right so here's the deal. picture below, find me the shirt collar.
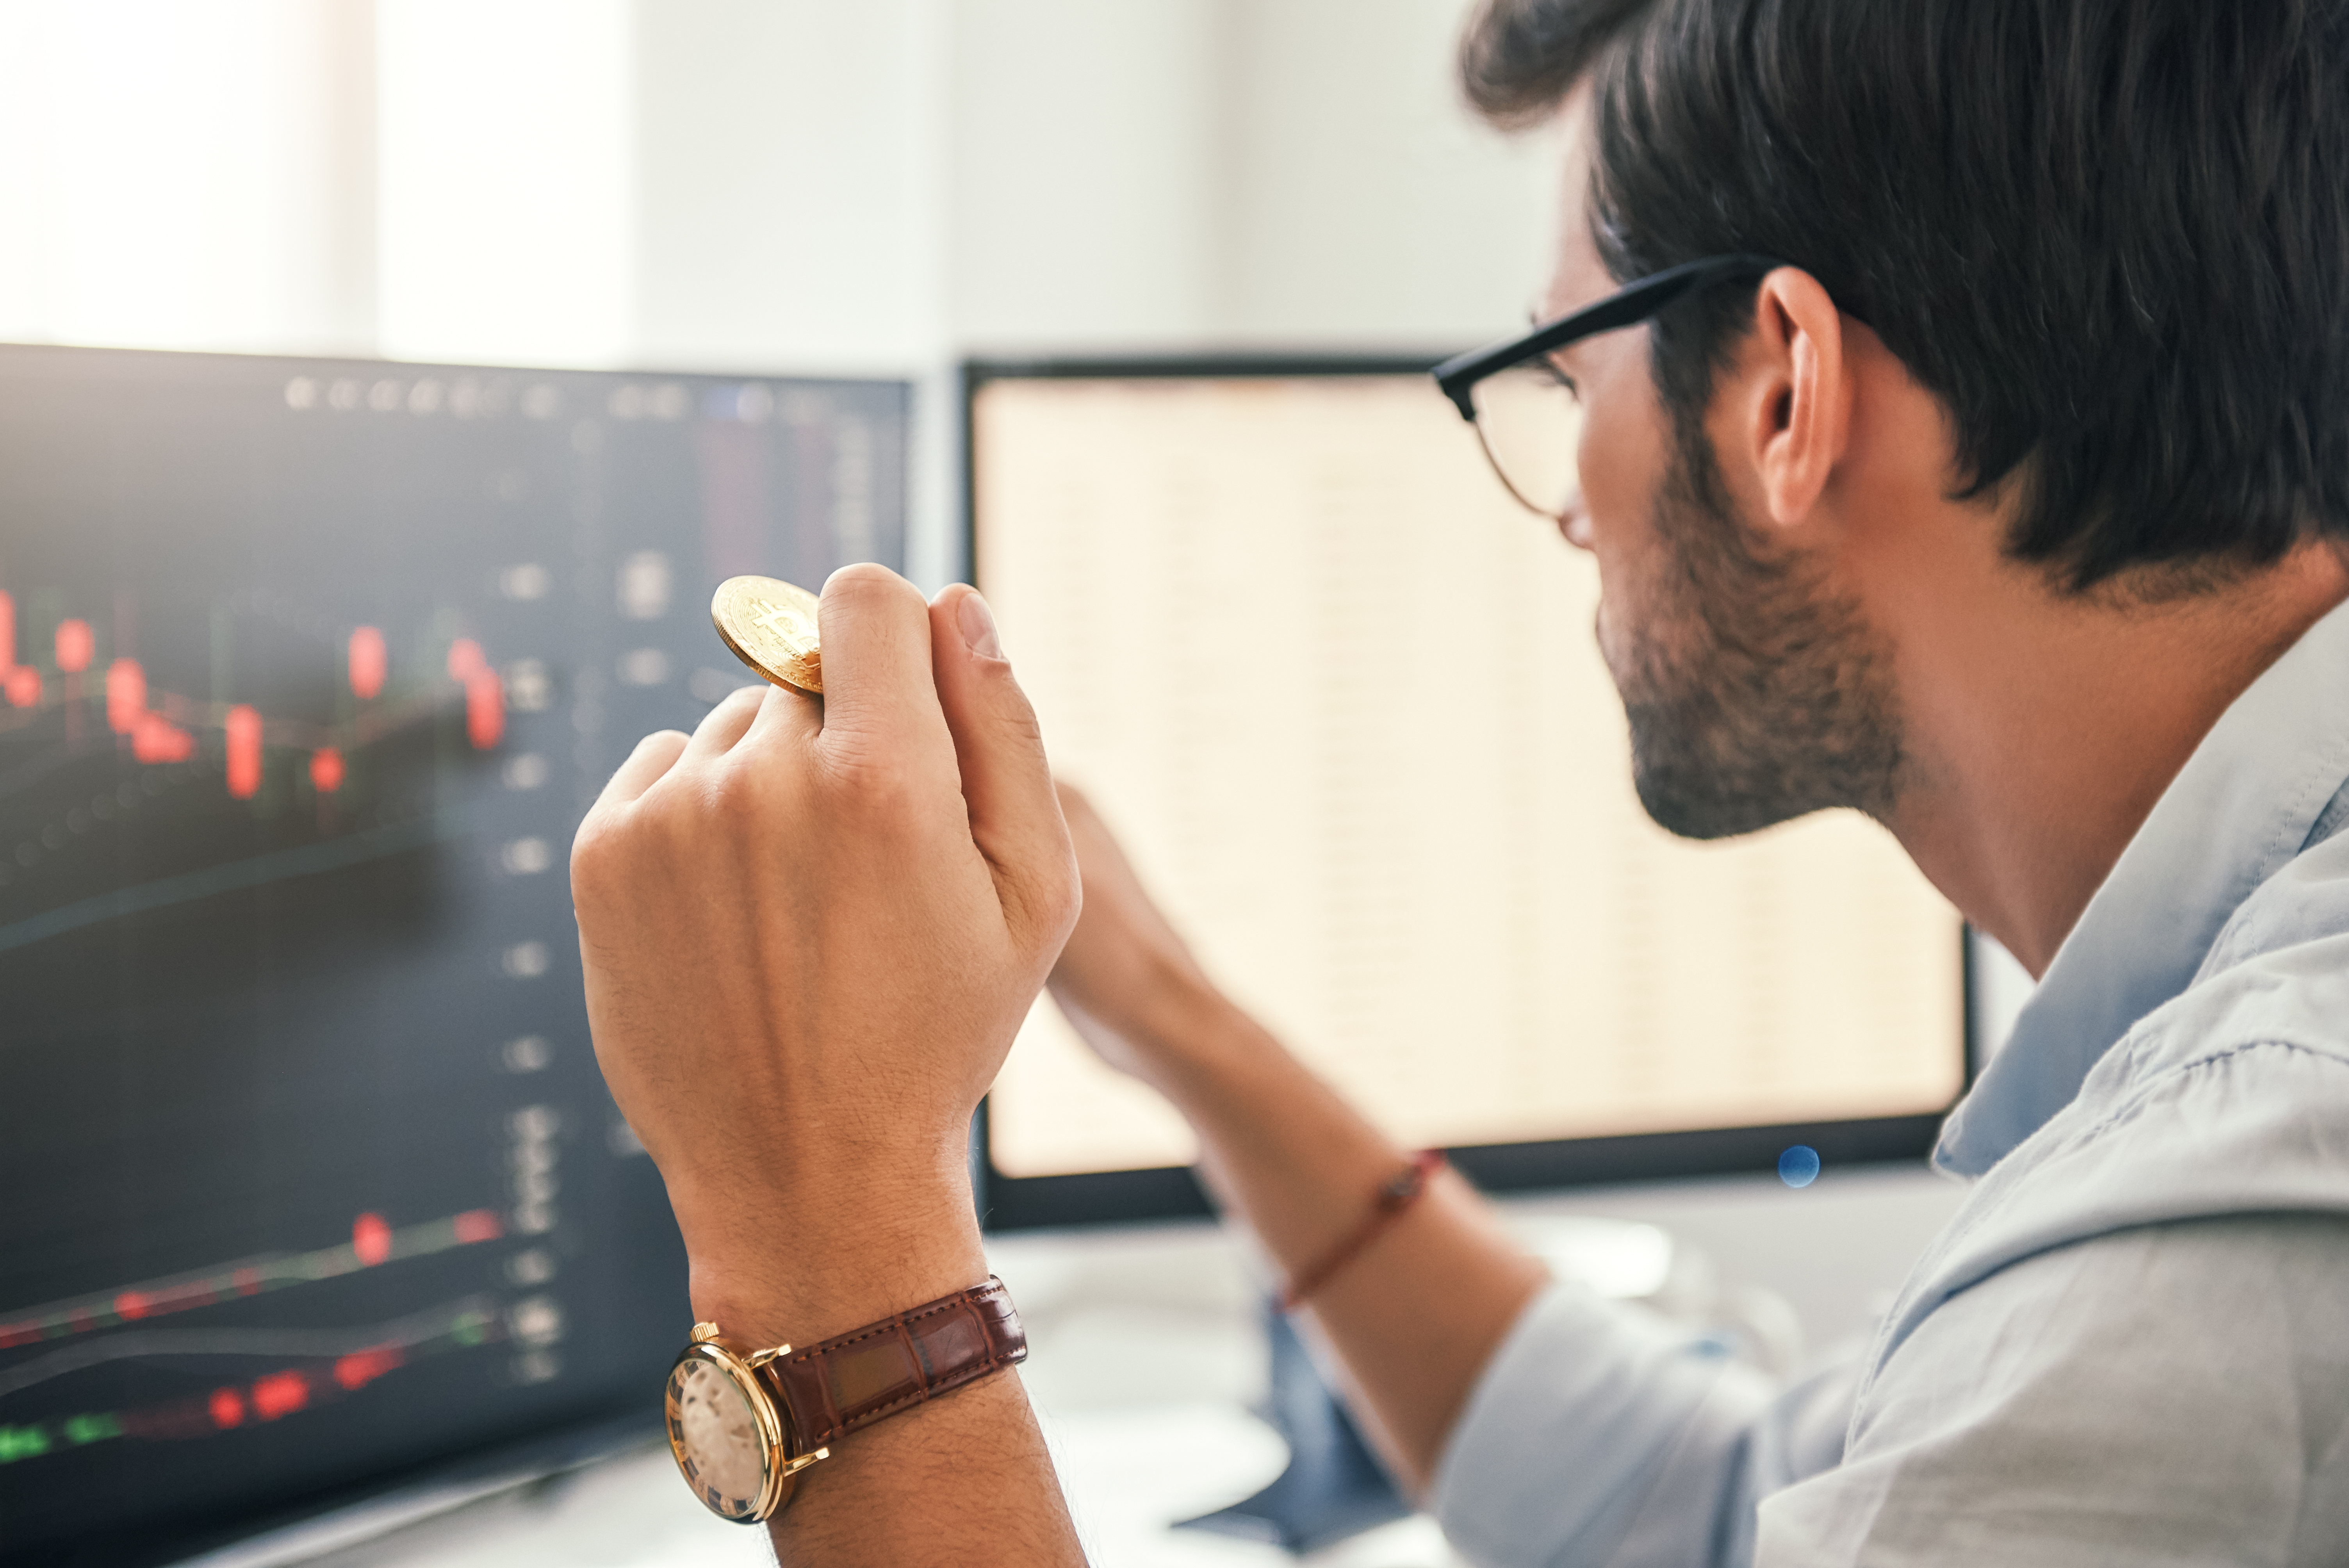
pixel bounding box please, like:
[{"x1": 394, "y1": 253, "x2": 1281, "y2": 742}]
[{"x1": 1935, "y1": 596, "x2": 2349, "y2": 1179}]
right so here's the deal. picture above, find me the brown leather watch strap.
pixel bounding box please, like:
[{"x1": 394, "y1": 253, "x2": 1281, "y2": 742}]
[{"x1": 760, "y1": 1277, "x2": 1027, "y2": 1448}]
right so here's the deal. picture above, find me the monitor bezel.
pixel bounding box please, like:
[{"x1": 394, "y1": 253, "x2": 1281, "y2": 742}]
[{"x1": 961, "y1": 353, "x2": 1977, "y2": 1232}]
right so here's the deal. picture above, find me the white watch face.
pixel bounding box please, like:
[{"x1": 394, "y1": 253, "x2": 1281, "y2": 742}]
[{"x1": 665, "y1": 1354, "x2": 773, "y2": 1521}]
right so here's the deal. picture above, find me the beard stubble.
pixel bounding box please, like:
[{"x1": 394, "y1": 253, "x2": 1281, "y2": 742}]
[{"x1": 1610, "y1": 417, "x2": 1907, "y2": 841}]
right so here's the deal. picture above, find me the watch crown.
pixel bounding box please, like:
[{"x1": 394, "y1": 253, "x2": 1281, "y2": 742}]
[{"x1": 689, "y1": 1320, "x2": 721, "y2": 1343}]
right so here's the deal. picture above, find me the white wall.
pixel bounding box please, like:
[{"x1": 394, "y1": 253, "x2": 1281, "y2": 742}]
[
  {"x1": 618, "y1": 0, "x2": 1556, "y2": 362},
  {"x1": 404, "y1": 0, "x2": 1556, "y2": 369},
  {"x1": 629, "y1": 0, "x2": 942, "y2": 374},
  {"x1": 1219, "y1": 0, "x2": 1556, "y2": 346},
  {"x1": 0, "y1": 0, "x2": 1556, "y2": 460},
  {"x1": 0, "y1": 0, "x2": 376, "y2": 352},
  {"x1": 944, "y1": 1, "x2": 1229, "y2": 352},
  {"x1": 375, "y1": 0, "x2": 634, "y2": 366},
  {"x1": 0, "y1": 1, "x2": 1552, "y2": 362}
]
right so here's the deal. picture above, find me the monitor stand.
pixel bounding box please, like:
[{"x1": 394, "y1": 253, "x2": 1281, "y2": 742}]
[{"x1": 1173, "y1": 1298, "x2": 1412, "y2": 1554}]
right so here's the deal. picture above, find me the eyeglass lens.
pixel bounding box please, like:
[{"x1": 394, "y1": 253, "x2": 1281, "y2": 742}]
[{"x1": 1468, "y1": 364, "x2": 1582, "y2": 519}]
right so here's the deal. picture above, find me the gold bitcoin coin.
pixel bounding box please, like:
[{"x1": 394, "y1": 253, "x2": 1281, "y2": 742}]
[{"x1": 711, "y1": 576, "x2": 823, "y2": 694}]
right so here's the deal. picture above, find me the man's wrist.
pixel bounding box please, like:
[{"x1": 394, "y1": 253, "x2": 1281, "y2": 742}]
[
  {"x1": 1126, "y1": 969, "x2": 1280, "y2": 1106},
  {"x1": 673, "y1": 1176, "x2": 988, "y2": 1349}
]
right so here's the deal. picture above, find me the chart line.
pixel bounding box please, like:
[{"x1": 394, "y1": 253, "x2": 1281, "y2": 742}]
[
  {"x1": 0, "y1": 1296, "x2": 498, "y2": 1400},
  {"x1": 0, "y1": 808, "x2": 470, "y2": 958},
  {"x1": 0, "y1": 1297, "x2": 508, "y2": 1466},
  {"x1": 0, "y1": 1208, "x2": 505, "y2": 1350}
]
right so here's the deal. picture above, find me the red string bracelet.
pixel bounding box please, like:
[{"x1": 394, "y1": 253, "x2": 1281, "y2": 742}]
[{"x1": 1278, "y1": 1149, "x2": 1447, "y2": 1312}]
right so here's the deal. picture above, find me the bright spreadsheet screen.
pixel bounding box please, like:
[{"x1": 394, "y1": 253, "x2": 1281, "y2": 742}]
[{"x1": 973, "y1": 368, "x2": 1966, "y2": 1183}]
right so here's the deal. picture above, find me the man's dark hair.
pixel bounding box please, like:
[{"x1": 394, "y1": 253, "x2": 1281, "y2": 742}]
[{"x1": 1461, "y1": 0, "x2": 2349, "y2": 590}]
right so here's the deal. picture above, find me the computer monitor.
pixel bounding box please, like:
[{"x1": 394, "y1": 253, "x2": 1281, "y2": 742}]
[
  {"x1": 966, "y1": 357, "x2": 1970, "y2": 1229},
  {"x1": 0, "y1": 345, "x2": 907, "y2": 1566}
]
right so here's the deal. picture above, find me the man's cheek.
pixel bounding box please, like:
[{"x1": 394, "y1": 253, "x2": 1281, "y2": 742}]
[{"x1": 1588, "y1": 534, "x2": 1672, "y2": 699}]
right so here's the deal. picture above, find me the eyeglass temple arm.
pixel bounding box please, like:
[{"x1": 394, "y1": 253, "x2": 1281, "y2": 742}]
[{"x1": 1431, "y1": 253, "x2": 1787, "y2": 421}]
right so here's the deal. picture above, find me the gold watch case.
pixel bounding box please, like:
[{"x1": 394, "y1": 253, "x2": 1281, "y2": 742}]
[{"x1": 663, "y1": 1322, "x2": 830, "y2": 1524}]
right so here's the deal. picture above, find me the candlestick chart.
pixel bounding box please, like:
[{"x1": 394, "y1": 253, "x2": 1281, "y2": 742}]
[
  {"x1": 0, "y1": 580, "x2": 522, "y2": 960},
  {"x1": 0, "y1": 343, "x2": 908, "y2": 1566}
]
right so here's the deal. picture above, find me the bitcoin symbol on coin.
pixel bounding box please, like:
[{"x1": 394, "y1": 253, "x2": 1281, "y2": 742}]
[{"x1": 711, "y1": 576, "x2": 823, "y2": 694}]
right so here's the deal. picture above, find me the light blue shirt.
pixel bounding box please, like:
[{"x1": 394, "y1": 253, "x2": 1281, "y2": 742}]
[{"x1": 1432, "y1": 599, "x2": 2349, "y2": 1566}]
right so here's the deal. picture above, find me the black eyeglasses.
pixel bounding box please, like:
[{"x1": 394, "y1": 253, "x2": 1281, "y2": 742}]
[{"x1": 1432, "y1": 253, "x2": 1786, "y2": 519}]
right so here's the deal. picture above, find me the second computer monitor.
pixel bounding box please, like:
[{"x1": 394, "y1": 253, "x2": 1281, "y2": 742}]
[{"x1": 967, "y1": 358, "x2": 1968, "y2": 1227}]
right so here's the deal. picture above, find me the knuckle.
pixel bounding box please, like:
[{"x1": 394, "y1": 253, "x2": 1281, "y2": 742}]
[
  {"x1": 1043, "y1": 852, "x2": 1085, "y2": 939},
  {"x1": 628, "y1": 728, "x2": 690, "y2": 772},
  {"x1": 818, "y1": 745, "x2": 943, "y2": 846},
  {"x1": 699, "y1": 686, "x2": 762, "y2": 731},
  {"x1": 567, "y1": 820, "x2": 604, "y2": 886},
  {"x1": 835, "y1": 753, "x2": 923, "y2": 822},
  {"x1": 824, "y1": 561, "x2": 920, "y2": 614},
  {"x1": 700, "y1": 758, "x2": 771, "y2": 827},
  {"x1": 568, "y1": 813, "x2": 627, "y2": 902},
  {"x1": 1002, "y1": 839, "x2": 1084, "y2": 951}
]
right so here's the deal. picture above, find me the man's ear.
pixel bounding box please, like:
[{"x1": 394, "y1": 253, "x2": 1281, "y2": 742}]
[{"x1": 1739, "y1": 267, "x2": 1850, "y2": 530}]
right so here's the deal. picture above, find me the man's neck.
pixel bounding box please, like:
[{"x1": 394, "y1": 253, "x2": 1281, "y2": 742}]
[{"x1": 1882, "y1": 542, "x2": 2349, "y2": 978}]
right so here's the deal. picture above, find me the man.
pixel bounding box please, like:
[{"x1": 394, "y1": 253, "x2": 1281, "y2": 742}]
[{"x1": 569, "y1": 0, "x2": 2349, "y2": 1560}]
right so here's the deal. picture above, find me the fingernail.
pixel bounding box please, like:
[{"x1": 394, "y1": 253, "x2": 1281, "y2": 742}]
[{"x1": 958, "y1": 590, "x2": 1003, "y2": 659}]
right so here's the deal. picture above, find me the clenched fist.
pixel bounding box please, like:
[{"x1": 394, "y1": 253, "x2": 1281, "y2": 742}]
[{"x1": 569, "y1": 566, "x2": 1079, "y2": 1343}]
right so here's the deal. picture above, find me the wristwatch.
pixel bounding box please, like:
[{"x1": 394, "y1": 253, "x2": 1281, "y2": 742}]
[{"x1": 662, "y1": 1276, "x2": 1028, "y2": 1523}]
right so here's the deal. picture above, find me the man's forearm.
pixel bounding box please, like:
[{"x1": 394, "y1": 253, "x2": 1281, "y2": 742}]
[{"x1": 1127, "y1": 978, "x2": 1549, "y2": 1494}]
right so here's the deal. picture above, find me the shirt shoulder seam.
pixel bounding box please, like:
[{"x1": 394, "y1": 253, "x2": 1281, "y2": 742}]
[
  {"x1": 2057, "y1": 1035, "x2": 2345, "y2": 1154},
  {"x1": 1928, "y1": 1037, "x2": 2345, "y2": 1274}
]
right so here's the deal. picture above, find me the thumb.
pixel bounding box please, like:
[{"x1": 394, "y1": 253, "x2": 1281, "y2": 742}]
[{"x1": 929, "y1": 585, "x2": 1079, "y2": 953}]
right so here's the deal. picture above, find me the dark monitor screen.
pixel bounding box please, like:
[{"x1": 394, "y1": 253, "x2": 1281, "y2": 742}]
[
  {"x1": 965, "y1": 358, "x2": 1969, "y2": 1229},
  {"x1": 0, "y1": 345, "x2": 906, "y2": 1566}
]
